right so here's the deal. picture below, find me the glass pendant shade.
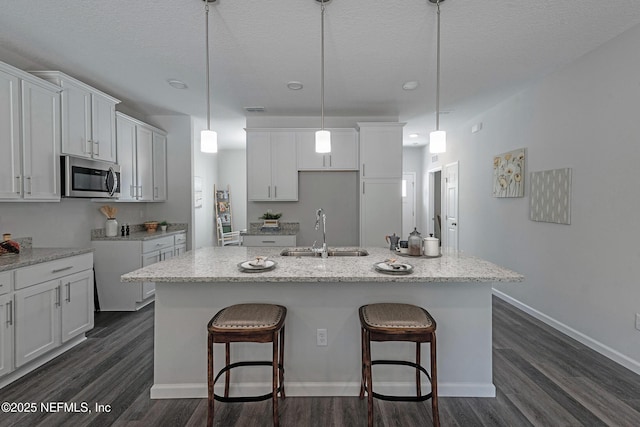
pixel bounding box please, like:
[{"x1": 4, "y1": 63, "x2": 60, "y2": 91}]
[
  {"x1": 429, "y1": 130, "x2": 446, "y2": 154},
  {"x1": 201, "y1": 129, "x2": 218, "y2": 153},
  {"x1": 315, "y1": 130, "x2": 331, "y2": 153}
]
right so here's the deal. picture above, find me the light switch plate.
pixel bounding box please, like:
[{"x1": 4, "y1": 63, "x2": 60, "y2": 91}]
[{"x1": 317, "y1": 328, "x2": 328, "y2": 346}]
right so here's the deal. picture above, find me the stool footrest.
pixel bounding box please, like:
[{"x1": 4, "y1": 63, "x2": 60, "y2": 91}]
[
  {"x1": 365, "y1": 360, "x2": 433, "y2": 402},
  {"x1": 213, "y1": 361, "x2": 284, "y2": 403}
]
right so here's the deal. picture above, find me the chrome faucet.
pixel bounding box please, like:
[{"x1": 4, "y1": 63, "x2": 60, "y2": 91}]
[{"x1": 312, "y1": 208, "x2": 328, "y2": 258}]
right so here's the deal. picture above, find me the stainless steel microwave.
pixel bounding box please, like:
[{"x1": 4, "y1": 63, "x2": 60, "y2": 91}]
[{"x1": 61, "y1": 156, "x2": 120, "y2": 198}]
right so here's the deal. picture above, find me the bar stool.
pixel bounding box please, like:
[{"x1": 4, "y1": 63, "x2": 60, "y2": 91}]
[
  {"x1": 359, "y1": 303, "x2": 440, "y2": 427},
  {"x1": 207, "y1": 303, "x2": 286, "y2": 427}
]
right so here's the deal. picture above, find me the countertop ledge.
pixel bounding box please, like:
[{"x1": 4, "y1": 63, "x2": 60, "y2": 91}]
[
  {"x1": 0, "y1": 247, "x2": 94, "y2": 272},
  {"x1": 121, "y1": 246, "x2": 524, "y2": 284},
  {"x1": 92, "y1": 228, "x2": 187, "y2": 242}
]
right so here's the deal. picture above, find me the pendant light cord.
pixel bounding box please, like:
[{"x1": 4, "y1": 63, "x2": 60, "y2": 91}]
[
  {"x1": 205, "y1": 2, "x2": 211, "y2": 131},
  {"x1": 320, "y1": 1, "x2": 326, "y2": 131},
  {"x1": 435, "y1": 0, "x2": 441, "y2": 131}
]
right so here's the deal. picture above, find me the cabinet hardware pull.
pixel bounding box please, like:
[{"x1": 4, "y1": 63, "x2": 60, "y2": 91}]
[
  {"x1": 52, "y1": 266, "x2": 73, "y2": 273},
  {"x1": 363, "y1": 182, "x2": 365, "y2": 194},
  {"x1": 15, "y1": 176, "x2": 21, "y2": 194},
  {"x1": 268, "y1": 186, "x2": 271, "y2": 198},
  {"x1": 323, "y1": 156, "x2": 326, "y2": 167},
  {"x1": 86, "y1": 139, "x2": 92, "y2": 155},
  {"x1": 93, "y1": 140, "x2": 100, "y2": 157},
  {"x1": 262, "y1": 240, "x2": 276, "y2": 243},
  {"x1": 274, "y1": 186, "x2": 277, "y2": 198},
  {"x1": 329, "y1": 155, "x2": 332, "y2": 167},
  {"x1": 6, "y1": 300, "x2": 12, "y2": 326},
  {"x1": 26, "y1": 176, "x2": 32, "y2": 195},
  {"x1": 362, "y1": 164, "x2": 365, "y2": 177},
  {"x1": 55, "y1": 286, "x2": 61, "y2": 307},
  {"x1": 66, "y1": 282, "x2": 71, "y2": 302}
]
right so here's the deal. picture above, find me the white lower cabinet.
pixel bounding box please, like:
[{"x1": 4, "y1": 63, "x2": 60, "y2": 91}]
[
  {"x1": 61, "y1": 270, "x2": 94, "y2": 343},
  {"x1": 92, "y1": 232, "x2": 186, "y2": 311},
  {"x1": 0, "y1": 293, "x2": 14, "y2": 378},
  {"x1": 242, "y1": 235, "x2": 296, "y2": 247}
]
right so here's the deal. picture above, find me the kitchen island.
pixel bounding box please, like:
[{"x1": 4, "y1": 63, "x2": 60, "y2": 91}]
[{"x1": 121, "y1": 246, "x2": 523, "y2": 399}]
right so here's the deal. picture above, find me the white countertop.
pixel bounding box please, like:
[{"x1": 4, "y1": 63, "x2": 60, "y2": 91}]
[
  {"x1": 0, "y1": 247, "x2": 94, "y2": 272},
  {"x1": 121, "y1": 246, "x2": 524, "y2": 283}
]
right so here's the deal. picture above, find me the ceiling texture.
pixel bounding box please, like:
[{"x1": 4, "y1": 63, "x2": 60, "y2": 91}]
[{"x1": 1, "y1": 0, "x2": 640, "y2": 149}]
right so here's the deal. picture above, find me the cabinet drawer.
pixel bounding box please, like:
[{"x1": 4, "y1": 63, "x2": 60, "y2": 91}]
[
  {"x1": 142, "y1": 236, "x2": 174, "y2": 253},
  {"x1": 15, "y1": 253, "x2": 94, "y2": 290},
  {"x1": 0, "y1": 270, "x2": 12, "y2": 295},
  {"x1": 174, "y1": 233, "x2": 186, "y2": 245},
  {"x1": 242, "y1": 235, "x2": 296, "y2": 247}
]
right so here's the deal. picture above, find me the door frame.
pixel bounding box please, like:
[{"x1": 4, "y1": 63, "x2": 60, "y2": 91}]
[
  {"x1": 444, "y1": 161, "x2": 459, "y2": 253},
  {"x1": 427, "y1": 166, "x2": 444, "y2": 246},
  {"x1": 402, "y1": 172, "x2": 417, "y2": 238}
]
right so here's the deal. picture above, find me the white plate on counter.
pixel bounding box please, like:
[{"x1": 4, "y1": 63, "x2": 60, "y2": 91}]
[
  {"x1": 238, "y1": 259, "x2": 277, "y2": 273},
  {"x1": 374, "y1": 261, "x2": 413, "y2": 275}
]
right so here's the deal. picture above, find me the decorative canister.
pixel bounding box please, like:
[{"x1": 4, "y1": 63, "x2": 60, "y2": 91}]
[
  {"x1": 407, "y1": 228, "x2": 422, "y2": 256},
  {"x1": 105, "y1": 218, "x2": 118, "y2": 237},
  {"x1": 423, "y1": 234, "x2": 440, "y2": 256}
]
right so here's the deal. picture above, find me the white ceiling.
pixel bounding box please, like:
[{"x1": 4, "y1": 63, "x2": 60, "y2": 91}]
[{"x1": 1, "y1": 0, "x2": 640, "y2": 149}]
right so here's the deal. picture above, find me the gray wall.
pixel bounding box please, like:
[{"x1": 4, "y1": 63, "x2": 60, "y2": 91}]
[
  {"x1": 424, "y1": 23, "x2": 640, "y2": 372},
  {"x1": 248, "y1": 171, "x2": 359, "y2": 247}
]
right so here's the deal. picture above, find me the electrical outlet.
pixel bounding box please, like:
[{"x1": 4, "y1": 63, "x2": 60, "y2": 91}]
[
  {"x1": 635, "y1": 313, "x2": 640, "y2": 331},
  {"x1": 316, "y1": 328, "x2": 328, "y2": 346}
]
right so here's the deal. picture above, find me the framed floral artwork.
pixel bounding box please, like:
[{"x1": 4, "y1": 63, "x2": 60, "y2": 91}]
[{"x1": 493, "y1": 148, "x2": 526, "y2": 198}]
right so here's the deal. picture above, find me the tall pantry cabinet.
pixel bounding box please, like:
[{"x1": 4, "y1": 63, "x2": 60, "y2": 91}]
[{"x1": 358, "y1": 122, "x2": 404, "y2": 248}]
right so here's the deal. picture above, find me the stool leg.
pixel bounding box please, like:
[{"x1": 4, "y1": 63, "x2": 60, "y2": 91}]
[
  {"x1": 279, "y1": 325, "x2": 286, "y2": 399},
  {"x1": 272, "y1": 332, "x2": 280, "y2": 427},
  {"x1": 416, "y1": 342, "x2": 422, "y2": 397},
  {"x1": 430, "y1": 333, "x2": 440, "y2": 427},
  {"x1": 207, "y1": 331, "x2": 214, "y2": 427},
  {"x1": 224, "y1": 342, "x2": 231, "y2": 398},
  {"x1": 365, "y1": 330, "x2": 373, "y2": 427},
  {"x1": 359, "y1": 326, "x2": 366, "y2": 399}
]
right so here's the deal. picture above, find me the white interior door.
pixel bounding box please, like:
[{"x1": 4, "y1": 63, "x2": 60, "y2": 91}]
[
  {"x1": 444, "y1": 162, "x2": 459, "y2": 253},
  {"x1": 402, "y1": 173, "x2": 416, "y2": 239}
]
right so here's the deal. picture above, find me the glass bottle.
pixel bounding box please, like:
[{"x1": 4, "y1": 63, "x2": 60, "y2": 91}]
[{"x1": 408, "y1": 227, "x2": 422, "y2": 256}]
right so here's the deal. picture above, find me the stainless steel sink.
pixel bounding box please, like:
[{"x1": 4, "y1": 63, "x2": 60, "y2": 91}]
[{"x1": 280, "y1": 249, "x2": 369, "y2": 257}]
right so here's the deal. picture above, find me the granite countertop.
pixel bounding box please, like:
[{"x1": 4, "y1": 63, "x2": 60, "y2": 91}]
[
  {"x1": 0, "y1": 247, "x2": 94, "y2": 272},
  {"x1": 121, "y1": 246, "x2": 524, "y2": 284},
  {"x1": 242, "y1": 222, "x2": 299, "y2": 236},
  {"x1": 92, "y1": 228, "x2": 187, "y2": 242}
]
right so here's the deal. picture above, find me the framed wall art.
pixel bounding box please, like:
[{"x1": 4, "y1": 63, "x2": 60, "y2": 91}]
[{"x1": 493, "y1": 148, "x2": 526, "y2": 198}]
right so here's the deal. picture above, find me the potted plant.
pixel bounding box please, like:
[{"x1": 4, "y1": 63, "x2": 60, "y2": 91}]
[
  {"x1": 260, "y1": 212, "x2": 282, "y2": 228},
  {"x1": 159, "y1": 221, "x2": 168, "y2": 232}
]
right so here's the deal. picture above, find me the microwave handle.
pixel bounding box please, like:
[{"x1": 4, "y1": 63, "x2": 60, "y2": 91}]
[{"x1": 106, "y1": 167, "x2": 118, "y2": 197}]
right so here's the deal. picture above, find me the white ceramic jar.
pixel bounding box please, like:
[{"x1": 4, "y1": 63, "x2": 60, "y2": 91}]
[
  {"x1": 105, "y1": 218, "x2": 118, "y2": 237},
  {"x1": 423, "y1": 235, "x2": 440, "y2": 256}
]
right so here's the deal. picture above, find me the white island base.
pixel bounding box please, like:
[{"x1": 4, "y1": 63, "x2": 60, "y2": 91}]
[{"x1": 150, "y1": 280, "x2": 496, "y2": 399}]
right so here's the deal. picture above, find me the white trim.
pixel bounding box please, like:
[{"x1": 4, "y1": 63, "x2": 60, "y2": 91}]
[
  {"x1": 493, "y1": 289, "x2": 640, "y2": 375},
  {"x1": 150, "y1": 381, "x2": 495, "y2": 399}
]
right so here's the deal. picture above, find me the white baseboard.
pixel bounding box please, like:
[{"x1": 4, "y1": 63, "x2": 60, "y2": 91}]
[
  {"x1": 493, "y1": 289, "x2": 640, "y2": 375},
  {"x1": 150, "y1": 381, "x2": 495, "y2": 399}
]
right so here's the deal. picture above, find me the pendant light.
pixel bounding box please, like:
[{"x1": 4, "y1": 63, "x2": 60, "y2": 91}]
[
  {"x1": 201, "y1": 0, "x2": 218, "y2": 153},
  {"x1": 429, "y1": 0, "x2": 446, "y2": 154},
  {"x1": 315, "y1": 0, "x2": 331, "y2": 153}
]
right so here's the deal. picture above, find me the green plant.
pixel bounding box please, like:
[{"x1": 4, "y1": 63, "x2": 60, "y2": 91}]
[
  {"x1": 260, "y1": 212, "x2": 282, "y2": 220},
  {"x1": 159, "y1": 220, "x2": 168, "y2": 226}
]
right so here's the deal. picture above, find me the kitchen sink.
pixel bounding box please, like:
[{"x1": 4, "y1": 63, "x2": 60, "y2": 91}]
[{"x1": 280, "y1": 248, "x2": 369, "y2": 257}]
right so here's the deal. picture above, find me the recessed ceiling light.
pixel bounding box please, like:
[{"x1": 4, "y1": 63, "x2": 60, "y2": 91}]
[
  {"x1": 287, "y1": 81, "x2": 304, "y2": 90},
  {"x1": 167, "y1": 79, "x2": 188, "y2": 89},
  {"x1": 409, "y1": 133, "x2": 419, "y2": 138},
  {"x1": 402, "y1": 81, "x2": 419, "y2": 91}
]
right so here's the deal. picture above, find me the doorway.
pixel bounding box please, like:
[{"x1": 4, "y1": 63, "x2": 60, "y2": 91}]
[
  {"x1": 402, "y1": 172, "x2": 416, "y2": 239},
  {"x1": 428, "y1": 168, "x2": 442, "y2": 243}
]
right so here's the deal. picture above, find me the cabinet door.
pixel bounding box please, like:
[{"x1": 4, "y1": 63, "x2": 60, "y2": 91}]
[
  {"x1": 271, "y1": 132, "x2": 298, "y2": 201},
  {"x1": 0, "y1": 70, "x2": 22, "y2": 199},
  {"x1": 247, "y1": 132, "x2": 272, "y2": 201},
  {"x1": 14, "y1": 280, "x2": 61, "y2": 368},
  {"x1": 0, "y1": 294, "x2": 14, "y2": 378},
  {"x1": 174, "y1": 244, "x2": 187, "y2": 256},
  {"x1": 360, "y1": 179, "x2": 402, "y2": 248},
  {"x1": 116, "y1": 115, "x2": 138, "y2": 201},
  {"x1": 140, "y1": 251, "x2": 159, "y2": 302},
  {"x1": 136, "y1": 126, "x2": 154, "y2": 201},
  {"x1": 60, "y1": 78, "x2": 92, "y2": 158},
  {"x1": 21, "y1": 80, "x2": 60, "y2": 201},
  {"x1": 359, "y1": 124, "x2": 403, "y2": 179},
  {"x1": 328, "y1": 129, "x2": 358, "y2": 170},
  {"x1": 91, "y1": 93, "x2": 117, "y2": 163},
  {"x1": 61, "y1": 270, "x2": 94, "y2": 343},
  {"x1": 296, "y1": 131, "x2": 325, "y2": 170},
  {"x1": 152, "y1": 132, "x2": 167, "y2": 201}
]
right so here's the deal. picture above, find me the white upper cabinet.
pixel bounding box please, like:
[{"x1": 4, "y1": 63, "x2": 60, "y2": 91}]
[
  {"x1": 358, "y1": 122, "x2": 404, "y2": 179},
  {"x1": 247, "y1": 130, "x2": 298, "y2": 201},
  {"x1": 0, "y1": 62, "x2": 61, "y2": 202},
  {"x1": 297, "y1": 129, "x2": 358, "y2": 171},
  {"x1": 115, "y1": 112, "x2": 167, "y2": 202},
  {"x1": 31, "y1": 71, "x2": 119, "y2": 163}
]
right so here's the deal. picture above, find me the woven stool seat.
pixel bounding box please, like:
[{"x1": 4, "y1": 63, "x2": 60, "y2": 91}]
[
  {"x1": 207, "y1": 303, "x2": 286, "y2": 427},
  {"x1": 359, "y1": 303, "x2": 440, "y2": 427}
]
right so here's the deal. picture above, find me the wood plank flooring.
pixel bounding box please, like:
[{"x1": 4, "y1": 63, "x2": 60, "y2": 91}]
[{"x1": 1, "y1": 296, "x2": 639, "y2": 426}]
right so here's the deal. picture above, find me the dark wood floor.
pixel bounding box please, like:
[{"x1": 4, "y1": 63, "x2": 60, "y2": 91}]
[{"x1": 1, "y1": 297, "x2": 639, "y2": 426}]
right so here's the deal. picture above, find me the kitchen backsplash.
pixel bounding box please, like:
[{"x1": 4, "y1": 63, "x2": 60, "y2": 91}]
[{"x1": 91, "y1": 222, "x2": 188, "y2": 238}]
